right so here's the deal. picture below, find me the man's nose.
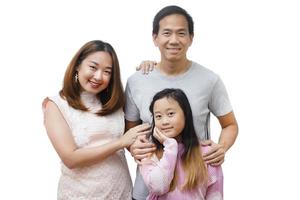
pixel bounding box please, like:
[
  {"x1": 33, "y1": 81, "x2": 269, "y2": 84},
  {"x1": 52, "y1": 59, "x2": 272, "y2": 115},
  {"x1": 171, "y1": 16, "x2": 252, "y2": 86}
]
[{"x1": 169, "y1": 34, "x2": 179, "y2": 44}]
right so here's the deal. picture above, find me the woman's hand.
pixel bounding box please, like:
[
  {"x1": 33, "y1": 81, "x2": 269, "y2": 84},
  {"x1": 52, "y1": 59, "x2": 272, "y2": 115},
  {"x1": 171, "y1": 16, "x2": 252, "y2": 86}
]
[
  {"x1": 136, "y1": 60, "x2": 157, "y2": 74},
  {"x1": 120, "y1": 123, "x2": 151, "y2": 148}
]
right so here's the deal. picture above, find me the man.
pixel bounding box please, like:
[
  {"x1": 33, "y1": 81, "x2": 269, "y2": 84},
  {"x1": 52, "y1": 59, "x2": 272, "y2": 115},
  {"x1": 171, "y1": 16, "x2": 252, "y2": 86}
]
[{"x1": 125, "y1": 5, "x2": 238, "y2": 200}]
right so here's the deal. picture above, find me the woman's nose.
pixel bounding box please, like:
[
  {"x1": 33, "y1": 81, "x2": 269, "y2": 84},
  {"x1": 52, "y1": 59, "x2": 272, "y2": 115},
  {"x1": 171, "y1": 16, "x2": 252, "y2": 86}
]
[{"x1": 93, "y1": 70, "x2": 103, "y2": 81}]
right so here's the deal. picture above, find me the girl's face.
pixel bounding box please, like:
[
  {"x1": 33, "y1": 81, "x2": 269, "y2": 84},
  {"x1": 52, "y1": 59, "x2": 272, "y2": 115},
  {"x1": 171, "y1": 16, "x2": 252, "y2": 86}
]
[
  {"x1": 153, "y1": 97, "x2": 185, "y2": 139},
  {"x1": 77, "y1": 51, "x2": 112, "y2": 95}
]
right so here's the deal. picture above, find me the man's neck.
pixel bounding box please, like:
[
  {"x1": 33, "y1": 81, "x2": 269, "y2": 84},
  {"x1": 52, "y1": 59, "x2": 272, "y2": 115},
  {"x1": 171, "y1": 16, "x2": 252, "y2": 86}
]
[{"x1": 158, "y1": 59, "x2": 191, "y2": 76}]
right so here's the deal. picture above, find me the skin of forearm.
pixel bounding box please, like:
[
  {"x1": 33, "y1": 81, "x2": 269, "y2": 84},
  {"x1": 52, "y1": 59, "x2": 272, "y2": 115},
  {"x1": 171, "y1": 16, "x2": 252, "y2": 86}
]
[
  {"x1": 218, "y1": 124, "x2": 238, "y2": 152},
  {"x1": 125, "y1": 120, "x2": 141, "y2": 152},
  {"x1": 63, "y1": 138, "x2": 123, "y2": 169}
]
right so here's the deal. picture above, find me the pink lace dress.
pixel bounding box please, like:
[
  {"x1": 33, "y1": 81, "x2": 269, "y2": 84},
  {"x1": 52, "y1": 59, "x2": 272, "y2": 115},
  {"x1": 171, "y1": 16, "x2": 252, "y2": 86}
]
[
  {"x1": 48, "y1": 92, "x2": 132, "y2": 200},
  {"x1": 140, "y1": 138, "x2": 223, "y2": 200}
]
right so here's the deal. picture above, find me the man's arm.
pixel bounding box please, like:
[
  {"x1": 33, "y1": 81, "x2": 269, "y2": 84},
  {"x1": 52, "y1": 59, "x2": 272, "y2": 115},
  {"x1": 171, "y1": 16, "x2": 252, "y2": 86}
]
[
  {"x1": 125, "y1": 119, "x2": 142, "y2": 131},
  {"x1": 218, "y1": 111, "x2": 238, "y2": 152},
  {"x1": 126, "y1": 120, "x2": 156, "y2": 162},
  {"x1": 202, "y1": 111, "x2": 238, "y2": 166}
]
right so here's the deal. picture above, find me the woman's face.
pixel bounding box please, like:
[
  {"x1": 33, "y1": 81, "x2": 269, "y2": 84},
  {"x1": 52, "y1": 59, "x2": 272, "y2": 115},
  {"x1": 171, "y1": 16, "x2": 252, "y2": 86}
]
[
  {"x1": 153, "y1": 97, "x2": 185, "y2": 139},
  {"x1": 77, "y1": 51, "x2": 112, "y2": 94}
]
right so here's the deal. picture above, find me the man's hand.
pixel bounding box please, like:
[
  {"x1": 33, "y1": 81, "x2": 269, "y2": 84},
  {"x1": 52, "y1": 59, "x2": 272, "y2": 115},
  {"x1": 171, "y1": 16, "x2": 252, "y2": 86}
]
[
  {"x1": 130, "y1": 134, "x2": 156, "y2": 164},
  {"x1": 136, "y1": 60, "x2": 157, "y2": 74},
  {"x1": 201, "y1": 140, "x2": 225, "y2": 166}
]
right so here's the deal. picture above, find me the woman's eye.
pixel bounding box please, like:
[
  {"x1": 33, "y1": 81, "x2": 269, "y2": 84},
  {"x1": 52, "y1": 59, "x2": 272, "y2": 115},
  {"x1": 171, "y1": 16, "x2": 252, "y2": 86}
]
[
  {"x1": 104, "y1": 70, "x2": 112, "y2": 75},
  {"x1": 89, "y1": 66, "x2": 96, "y2": 70}
]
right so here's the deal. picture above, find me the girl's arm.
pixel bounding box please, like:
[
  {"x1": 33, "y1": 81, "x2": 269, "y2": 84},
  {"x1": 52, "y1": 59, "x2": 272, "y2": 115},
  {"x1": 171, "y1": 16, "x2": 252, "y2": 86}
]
[
  {"x1": 140, "y1": 138, "x2": 178, "y2": 195},
  {"x1": 44, "y1": 100, "x2": 148, "y2": 169},
  {"x1": 205, "y1": 165, "x2": 224, "y2": 200}
]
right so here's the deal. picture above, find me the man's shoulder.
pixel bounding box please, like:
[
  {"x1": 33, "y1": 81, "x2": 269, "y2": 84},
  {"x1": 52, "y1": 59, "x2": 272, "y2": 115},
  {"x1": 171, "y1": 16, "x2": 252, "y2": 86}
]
[
  {"x1": 127, "y1": 70, "x2": 157, "y2": 85},
  {"x1": 190, "y1": 62, "x2": 220, "y2": 81},
  {"x1": 192, "y1": 62, "x2": 217, "y2": 76},
  {"x1": 127, "y1": 70, "x2": 143, "y2": 80}
]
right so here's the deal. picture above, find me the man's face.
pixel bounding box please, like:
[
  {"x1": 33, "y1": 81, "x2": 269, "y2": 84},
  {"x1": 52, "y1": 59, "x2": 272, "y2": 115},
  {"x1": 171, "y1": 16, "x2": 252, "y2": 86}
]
[{"x1": 153, "y1": 14, "x2": 193, "y2": 63}]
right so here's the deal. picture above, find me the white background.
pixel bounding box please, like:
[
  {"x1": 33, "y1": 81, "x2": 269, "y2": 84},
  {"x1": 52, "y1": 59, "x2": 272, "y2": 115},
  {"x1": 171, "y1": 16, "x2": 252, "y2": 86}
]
[{"x1": 1, "y1": 0, "x2": 299, "y2": 199}]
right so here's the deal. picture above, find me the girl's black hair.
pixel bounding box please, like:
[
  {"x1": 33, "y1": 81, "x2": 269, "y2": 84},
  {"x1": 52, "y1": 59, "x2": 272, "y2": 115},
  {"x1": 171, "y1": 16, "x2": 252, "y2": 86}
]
[{"x1": 149, "y1": 88, "x2": 199, "y2": 157}]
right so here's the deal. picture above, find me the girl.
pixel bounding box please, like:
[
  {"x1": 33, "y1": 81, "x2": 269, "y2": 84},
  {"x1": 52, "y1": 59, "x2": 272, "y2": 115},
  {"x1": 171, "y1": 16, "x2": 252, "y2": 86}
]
[
  {"x1": 43, "y1": 40, "x2": 150, "y2": 200},
  {"x1": 140, "y1": 88, "x2": 223, "y2": 200}
]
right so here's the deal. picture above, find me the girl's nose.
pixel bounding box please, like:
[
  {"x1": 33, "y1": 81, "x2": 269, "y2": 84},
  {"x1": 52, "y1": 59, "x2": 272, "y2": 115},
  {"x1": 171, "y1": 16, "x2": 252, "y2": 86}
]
[{"x1": 161, "y1": 117, "x2": 169, "y2": 125}]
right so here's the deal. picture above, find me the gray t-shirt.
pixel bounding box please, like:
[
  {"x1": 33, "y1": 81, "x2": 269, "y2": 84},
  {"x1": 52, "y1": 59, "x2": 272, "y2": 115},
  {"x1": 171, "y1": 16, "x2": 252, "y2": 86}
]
[{"x1": 125, "y1": 61, "x2": 232, "y2": 200}]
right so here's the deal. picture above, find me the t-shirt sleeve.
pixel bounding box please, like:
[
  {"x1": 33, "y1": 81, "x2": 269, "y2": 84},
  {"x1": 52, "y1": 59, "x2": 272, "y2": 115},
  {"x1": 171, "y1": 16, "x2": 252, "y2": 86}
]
[
  {"x1": 208, "y1": 76, "x2": 233, "y2": 117},
  {"x1": 124, "y1": 80, "x2": 140, "y2": 122}
]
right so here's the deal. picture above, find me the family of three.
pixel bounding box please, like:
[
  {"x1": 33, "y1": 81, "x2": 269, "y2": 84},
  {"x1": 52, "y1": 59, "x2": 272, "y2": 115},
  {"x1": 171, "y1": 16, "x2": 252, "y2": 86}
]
[{"x1": 43, "y1": 5, "x2": 238, "y2": 200}]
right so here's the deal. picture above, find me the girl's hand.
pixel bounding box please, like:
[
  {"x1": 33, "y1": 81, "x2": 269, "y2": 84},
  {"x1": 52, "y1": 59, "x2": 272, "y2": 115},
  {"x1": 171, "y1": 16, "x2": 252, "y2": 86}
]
[
  {"x1": 136, "y1": 60, "x2": 157, "y2": 74},
  {"x1": 120, "y1": 124, "x2": 151, "y2": 148},
  {"x1": 153, "y1": 127, "x2": 169, "y2": 144}
]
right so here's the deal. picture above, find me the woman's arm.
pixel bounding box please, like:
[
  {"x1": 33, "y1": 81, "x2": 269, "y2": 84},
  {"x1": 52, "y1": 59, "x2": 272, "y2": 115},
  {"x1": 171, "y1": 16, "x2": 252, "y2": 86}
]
[
  {"x1": 140, "y1": 138, "x2": 178, "y2": 195},
  {"x1": 44, "y1": 100, "x2": 148, "y2": 169}
]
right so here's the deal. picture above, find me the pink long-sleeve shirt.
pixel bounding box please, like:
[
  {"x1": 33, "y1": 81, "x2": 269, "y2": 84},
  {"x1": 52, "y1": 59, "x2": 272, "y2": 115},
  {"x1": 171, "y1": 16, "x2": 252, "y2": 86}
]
[{"x1": 140, "y1": 138, "x2": 223, "y2": 200}]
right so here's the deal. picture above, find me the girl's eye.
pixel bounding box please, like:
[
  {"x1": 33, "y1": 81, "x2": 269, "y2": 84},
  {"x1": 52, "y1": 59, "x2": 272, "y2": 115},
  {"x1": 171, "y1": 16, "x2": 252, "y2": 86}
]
[
  {"x1": 168, "y1": 112, "x2": 174, "y2": 117},
  {"x1": 89, "y1": 66, "x2": 97, "y2": 70}
]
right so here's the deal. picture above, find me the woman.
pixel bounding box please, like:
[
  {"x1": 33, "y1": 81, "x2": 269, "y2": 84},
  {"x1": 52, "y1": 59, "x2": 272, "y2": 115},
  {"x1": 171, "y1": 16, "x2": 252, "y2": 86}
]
[{"x1": 43, "y1": 40, "x2": 150, "y2": 200}]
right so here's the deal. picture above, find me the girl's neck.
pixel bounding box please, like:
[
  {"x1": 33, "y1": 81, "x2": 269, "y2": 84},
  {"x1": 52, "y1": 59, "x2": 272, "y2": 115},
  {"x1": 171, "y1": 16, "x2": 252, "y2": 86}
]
[{"x1": 175, "y1": 135, "x2": 182, "y2": 143}]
